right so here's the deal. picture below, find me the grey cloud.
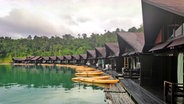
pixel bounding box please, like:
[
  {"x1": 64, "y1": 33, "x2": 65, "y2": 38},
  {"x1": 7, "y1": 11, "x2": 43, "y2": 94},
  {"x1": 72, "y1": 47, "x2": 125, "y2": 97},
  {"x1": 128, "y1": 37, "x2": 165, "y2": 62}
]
[
  {"x1": 104, "y1": 18, "x2": 135, "y2": 31},
  {"x1": 0, "y1": 0, "x2": 142, "y2": 38},
  {"x1": 0, "y1": 9, "x2": 73, "y2": 38},
  {"x1": 77, "y1": 17, "x2": 91, "y2": 23},
  {"x1": 61, "y1": 15, "x2": 78, "y2": 26},
  {"x1": 60, "y1": 15, "x2": 91, "y2": 26}
]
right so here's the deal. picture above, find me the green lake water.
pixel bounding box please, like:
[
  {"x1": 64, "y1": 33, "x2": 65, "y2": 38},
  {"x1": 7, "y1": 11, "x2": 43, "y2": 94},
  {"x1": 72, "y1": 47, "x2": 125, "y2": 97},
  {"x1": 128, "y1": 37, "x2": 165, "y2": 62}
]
[{"x1": 0, "y1": 65, "x2": 105, "y2": 104}]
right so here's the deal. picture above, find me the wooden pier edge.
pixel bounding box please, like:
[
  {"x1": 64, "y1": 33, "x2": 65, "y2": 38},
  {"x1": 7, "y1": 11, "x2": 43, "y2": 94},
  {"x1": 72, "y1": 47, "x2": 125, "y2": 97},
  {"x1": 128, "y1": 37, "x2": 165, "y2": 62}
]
[
  {"x1": 120, "y1": 79, "x2": 166, "y2": 104},
  {"x1": 119, "y1": 81, "x2": 138, "y2": 104},
  {"x1": 104, "y1": 82, "x2": 135, "y2": 104}
]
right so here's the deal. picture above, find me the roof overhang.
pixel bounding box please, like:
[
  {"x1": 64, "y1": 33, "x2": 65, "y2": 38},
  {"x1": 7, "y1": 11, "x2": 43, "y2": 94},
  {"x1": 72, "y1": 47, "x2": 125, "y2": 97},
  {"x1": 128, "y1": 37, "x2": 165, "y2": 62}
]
[
  {"x1": 149, "y1": 41, "x2": 172, "y2": 51},
  {"x1": 168, "y1": 36, "x2": 184, "y2": 48}
]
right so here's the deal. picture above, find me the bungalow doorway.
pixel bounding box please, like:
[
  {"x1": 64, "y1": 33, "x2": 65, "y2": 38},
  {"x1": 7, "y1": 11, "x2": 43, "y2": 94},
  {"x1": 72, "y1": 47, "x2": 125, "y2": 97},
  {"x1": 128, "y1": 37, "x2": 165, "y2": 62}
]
[{"x1": 177, "y1": 52, "x2": 184, "y2": 84}]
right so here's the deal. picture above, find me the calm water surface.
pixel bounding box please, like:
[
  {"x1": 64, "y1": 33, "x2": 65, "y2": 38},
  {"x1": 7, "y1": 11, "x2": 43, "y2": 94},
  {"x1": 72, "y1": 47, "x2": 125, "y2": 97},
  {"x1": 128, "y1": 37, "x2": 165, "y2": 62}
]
[{"x1": 0, "y1": 65, "x2": 105, "y2": 104}]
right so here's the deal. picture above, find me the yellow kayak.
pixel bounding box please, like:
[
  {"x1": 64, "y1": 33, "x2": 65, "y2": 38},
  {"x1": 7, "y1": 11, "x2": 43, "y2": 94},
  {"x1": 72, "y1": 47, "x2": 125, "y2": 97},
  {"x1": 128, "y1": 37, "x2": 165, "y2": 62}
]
[
  {"x1": 81, "y1": 82, "x2": 111, "y2": 88},
  {"x1": 81, "y1": 78, "x2": 119, "y2": 84},
  {"x1": 76, "y1": 70, "x2": 102, "y2": 73},
  {"x1": 75, "y1": 67, "x2": 96, "y2": 71},
  {"x1": 91, "y1": 75, "x2": 111, "y2": 79},
  {"x1": 72, "y1": 75, "x2": 111, "y2": 81},
  {"x1": 75, "y1": 72, "x2": 104, "y2": 77}
]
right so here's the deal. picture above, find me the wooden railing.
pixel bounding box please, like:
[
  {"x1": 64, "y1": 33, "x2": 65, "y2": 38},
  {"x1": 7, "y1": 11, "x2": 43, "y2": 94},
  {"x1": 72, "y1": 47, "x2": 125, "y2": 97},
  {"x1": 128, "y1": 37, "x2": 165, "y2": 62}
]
[{"x1": 164, "y1": 81, "x2": 184, "y2": 104}]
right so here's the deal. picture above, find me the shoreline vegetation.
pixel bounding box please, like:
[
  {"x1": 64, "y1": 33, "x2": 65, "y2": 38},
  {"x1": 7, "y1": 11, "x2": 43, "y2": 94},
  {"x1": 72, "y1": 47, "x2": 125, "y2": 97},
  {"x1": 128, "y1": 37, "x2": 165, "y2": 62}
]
[
  {"x1": 0, "y1": 26, "x2": 143, "y2": 62},
  {"x1": 4, "y1": 63, "x2": 85, "y2": 68},
  {"x1": 0, "y1": 58, "x2": 12, "y2": 63}
]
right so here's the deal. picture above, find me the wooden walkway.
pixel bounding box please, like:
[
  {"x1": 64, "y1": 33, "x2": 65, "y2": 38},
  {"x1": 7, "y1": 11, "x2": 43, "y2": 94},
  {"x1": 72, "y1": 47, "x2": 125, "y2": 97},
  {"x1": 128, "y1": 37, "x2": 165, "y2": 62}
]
[
  {"x1": 121, "y1": 79, "x2": 166, "y2": 104},
  {"x1": 106, "y1": 70, "x2": 123, "y2": 79},
  {"x1": 104, "y1": 83, "x2": 135, "y2": 104}
]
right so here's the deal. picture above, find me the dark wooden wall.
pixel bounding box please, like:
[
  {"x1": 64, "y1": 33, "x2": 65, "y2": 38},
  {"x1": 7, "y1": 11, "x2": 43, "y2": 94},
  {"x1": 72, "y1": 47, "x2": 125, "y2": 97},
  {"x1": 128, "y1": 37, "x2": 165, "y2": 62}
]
[
  {"x1": 140, "y1": 54, "x2": 177, "y2": 97},
  {"x1": 116, "y1": 57, "x2": 123, "y2": 73}
]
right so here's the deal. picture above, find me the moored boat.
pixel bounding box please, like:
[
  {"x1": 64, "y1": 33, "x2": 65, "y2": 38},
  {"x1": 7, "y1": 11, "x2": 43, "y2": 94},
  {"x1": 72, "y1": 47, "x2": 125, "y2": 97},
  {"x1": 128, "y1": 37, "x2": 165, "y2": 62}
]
[
  {"x1": 75, "y1": 67, "x2": 96, "y2": 71},
  {"x1": 81, "y1": 78, "x2": 119, "y2": 84},
  {"x1": 72, "y1": 75, "x2": 111, "y2": 81},
  {"x1": 75, "y1": 72, "x2": 104, "y2": 77},
  {"x1": 76, "y1": 70, "x2": 102, "y2": 73}
]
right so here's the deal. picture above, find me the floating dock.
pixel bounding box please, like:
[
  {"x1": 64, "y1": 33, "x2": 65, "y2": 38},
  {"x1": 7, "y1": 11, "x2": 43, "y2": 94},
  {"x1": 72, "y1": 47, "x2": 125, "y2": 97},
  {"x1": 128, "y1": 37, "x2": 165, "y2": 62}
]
[{"x1": 104, "y1": 82, "x2": 135, "y2": 104}]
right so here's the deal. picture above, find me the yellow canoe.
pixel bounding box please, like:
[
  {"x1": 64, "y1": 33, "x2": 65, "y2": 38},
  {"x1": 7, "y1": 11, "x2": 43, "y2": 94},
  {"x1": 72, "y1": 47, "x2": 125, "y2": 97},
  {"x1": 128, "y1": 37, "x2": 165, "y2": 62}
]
[
  {"x1": 81, "y1": 82, "x2": 111, "y2": 88},
  {"x1": 75, "y1": 69, "x2": 96, "y2": 72},
  {"x1": 72, "y1": 75, "x2": 111, "y2": 81},
  {"x1": 76, "y1": 70, "x2": 102, "y2": 73},
  {"x1": 81, "y1": 78, "x2": 119, "y2": 84},
  {"x1": 75, "y1": 67, "x2": 95, "y2": 70},
  {"x1": 91, "y1": 75, "x2": 111, "y2": 79},
  {"x1": 75, "y1": 72, "x2": 104, "y2": 77}
]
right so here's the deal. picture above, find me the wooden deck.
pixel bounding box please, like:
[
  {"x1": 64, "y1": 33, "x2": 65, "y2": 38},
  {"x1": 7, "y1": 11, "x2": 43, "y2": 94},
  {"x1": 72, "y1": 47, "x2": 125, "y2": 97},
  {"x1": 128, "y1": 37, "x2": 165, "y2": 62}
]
[
  {"x1": 121, "y1": 79, "x2": 166, "y2": 104},
  {"x1": 104, "y1": 83, "x2": 135, "y2": 104},
  {"x1": 106, "y1": 70, "x2": 123, "y2": 79}
]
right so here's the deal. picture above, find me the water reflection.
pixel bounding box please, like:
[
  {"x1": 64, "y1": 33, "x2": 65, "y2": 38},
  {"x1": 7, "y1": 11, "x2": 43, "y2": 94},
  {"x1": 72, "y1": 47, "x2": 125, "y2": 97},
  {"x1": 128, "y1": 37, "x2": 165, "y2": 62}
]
[
  {"x1": 0, "y1": 65, "x2": 105, "y2": 90},
  {"x1": 0, "y1": 65, "x2": 105, "y2": 104},
  {"x1": 0, "y1": 65, "x2": 76, "y2": 89}
]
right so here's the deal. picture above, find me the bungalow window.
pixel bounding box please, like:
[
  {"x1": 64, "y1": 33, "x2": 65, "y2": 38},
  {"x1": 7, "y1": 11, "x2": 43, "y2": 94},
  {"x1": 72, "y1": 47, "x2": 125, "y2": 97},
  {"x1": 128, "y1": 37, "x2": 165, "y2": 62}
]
[
  {"x1": 162, "y1": 24, "x2": 179, "y2": 41},
  {"x1": 130, "y1": 57, "x2": 139, "y2": 70},
  {"x1": 109, "y1": 52, "x2": 114, "y2": 56},
  {"x1": 124, "y1": 57, "x2": 129, "y2": 69},
  {"x1": 173, "y1": 23, "x2": 184, "y2": 37},
  {"x1": 135, "y1": 57, "x2": 140, "y2": 69},
  {"x1": 177, "y1": 52, "x2": 184, "y2": 84}
]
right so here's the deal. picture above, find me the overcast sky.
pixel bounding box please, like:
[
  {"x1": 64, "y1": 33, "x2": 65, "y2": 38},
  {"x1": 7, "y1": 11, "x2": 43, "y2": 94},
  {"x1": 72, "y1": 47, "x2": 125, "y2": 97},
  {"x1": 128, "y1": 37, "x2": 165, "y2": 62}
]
[{"x1": 0, "y1": 0, "x2": 142, "y2": 39}]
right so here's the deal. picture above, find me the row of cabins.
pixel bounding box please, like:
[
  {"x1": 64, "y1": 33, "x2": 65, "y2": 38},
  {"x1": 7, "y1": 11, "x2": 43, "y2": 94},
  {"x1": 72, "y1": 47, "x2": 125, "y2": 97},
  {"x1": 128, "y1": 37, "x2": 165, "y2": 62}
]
[
  {"x1": 12, "y1": 0, "x2": 184, "y2": 103},
  {"x1": 12, "y1": 55, "x2": 87, "y2": 65}
]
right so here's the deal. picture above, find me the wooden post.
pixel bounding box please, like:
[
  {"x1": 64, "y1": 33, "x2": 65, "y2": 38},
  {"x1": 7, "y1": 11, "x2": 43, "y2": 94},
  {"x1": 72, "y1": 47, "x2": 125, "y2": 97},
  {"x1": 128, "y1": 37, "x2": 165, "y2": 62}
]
[
  {"x1": 164, "y1": 81, "x2": 166, "y2": 102},
  {"x1": 171, "y1": 83, "x2": 174, "y2": 104}
]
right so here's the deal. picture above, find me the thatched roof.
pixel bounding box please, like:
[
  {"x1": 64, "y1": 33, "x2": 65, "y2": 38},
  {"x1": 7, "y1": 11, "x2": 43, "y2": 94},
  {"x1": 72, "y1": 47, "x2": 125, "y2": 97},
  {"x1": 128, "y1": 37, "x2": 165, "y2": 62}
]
[
  {"x1": 149, "y1": 40, "x2": 172, "y2": 51},
  {"x1": 25, "y1": 56, "x2": 35, "y2": 61},
  {"x1": 79, "y1": 54, "x2": 87, "y2": 60},
  {"x1": 50, "y1": 56, "x2": 57, "y2": 60},
  {"x1": 72, "y1": 55, "x2": 80, "y2": 60},
  {"x1": 87, "y1": 50, "x2": 96, "y2": 59},
  {"x1": 143, "y1": 0, "x2": 184, "y2": 17},
  {"x1": 117, "y1": 32, "x2": 145, "y2": 54},
  {"x1": 12, "y1": 57, "x2": 26, "y2": 61},
  {"x1": 95, "y1": 47, "x2": 106, "y2": 58},
  {"x1": 57, "y1": 56, "x2": 64, "y2": 60},
  {"x1": 31, "y1": 56, "x2": 41, "y2": 61},
  {"x1": 64, "y1": 55, "x2": 72, "y2": 60},
  {"x1": 168, "y1": 36, "x2": 184, "y2": 48},
  {"x1": 42, "y1": 57, "x2": 50, "y2": 61},
  {"x1": 105, "y1": 43, "x2": 119, "y2": 57}
]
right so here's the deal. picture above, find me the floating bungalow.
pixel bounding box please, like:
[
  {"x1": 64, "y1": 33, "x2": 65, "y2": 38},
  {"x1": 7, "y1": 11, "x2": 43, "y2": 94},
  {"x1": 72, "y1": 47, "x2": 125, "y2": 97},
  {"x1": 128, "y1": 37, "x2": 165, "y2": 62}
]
[
  {"x1": 49, "y1": 56, "x2": 57, "y2": 64},
  {"x1": 95, "y1": 47, "x2": 106, "y2": 69},
  {"x1": 79, "y1": 54, "x2": 87, "y2": 65},
  {"x1": 63, "y1": 55, "x2": 72, "y2": 64},
  {"x1": 117, "y1": 32, "x2": 144, "y2": 79},
  {"x1": 42, "y1": 57, "x2": 50, "y2": 64},
  {"x1": 12, "y1": 57, "x2": 26, "y2": 63},
  {"x1": 56, "y1": 56, "x2": 64, "y2": 64},
  {"x1": 30, "y1": 56, "x2": 42, "y2": 64},
  {"x1": 25, "y1": 56, "x2": 35, "y2": 63},
  {"x1": 142, "y1": 0, "x2": 184, "y2": 103},
  {"x1": 71, "y1": 55, "x2": 80, "y2": 65},
  {"x1": 86, "y1": 50, "x2": 97, "y2": 67},
  {"x1": 118, "y1": 33, "x2": 166, "y2": 104},
  {"x1": 105, "y1": 43, "x2": 123, "y2": 73}
]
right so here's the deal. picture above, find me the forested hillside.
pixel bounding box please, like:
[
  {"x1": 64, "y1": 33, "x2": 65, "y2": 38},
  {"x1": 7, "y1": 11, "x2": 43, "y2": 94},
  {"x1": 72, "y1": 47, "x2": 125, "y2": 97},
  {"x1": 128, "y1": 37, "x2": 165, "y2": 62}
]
[
  {"x1": 0, "y1": 25, "x2": 143, "y2": 63},
  {"x1": 0, "y1": 31, "x2": 117, "y2": 58}
]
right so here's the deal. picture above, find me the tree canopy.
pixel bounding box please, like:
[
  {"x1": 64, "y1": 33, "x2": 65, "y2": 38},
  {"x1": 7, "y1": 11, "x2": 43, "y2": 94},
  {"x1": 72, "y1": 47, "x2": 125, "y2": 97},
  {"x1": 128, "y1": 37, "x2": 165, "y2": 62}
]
[
  {"x1": 0, "y1": 30, "x2": 118, "y2": 58},
  {"x1": 0, "y1": 26, "x2": 143, "y2": 61}
]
